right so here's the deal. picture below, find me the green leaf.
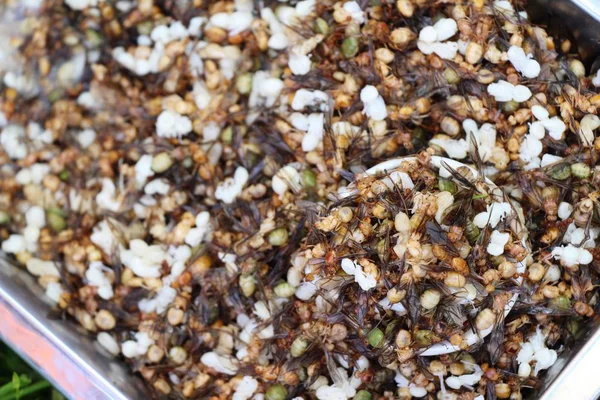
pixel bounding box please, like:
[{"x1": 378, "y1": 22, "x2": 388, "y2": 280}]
[
  {"x1": 52, "y1": 389, "x2": 67, "y2": 400},
  {"x1": 18, "y1": 374, "x2": 31, "y2": 387},
  {"x1": 4, "y1": 380, "x2": 50, "y2": 400},
  {"x1": 11, "y1": 373, "x2": 20, "y2": 399},
  {"x1": 0, "y1": 381, "x2": 16, "y2": 397}
]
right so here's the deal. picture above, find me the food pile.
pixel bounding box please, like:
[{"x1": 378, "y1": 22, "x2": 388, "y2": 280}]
[{"x1": 1, "y1": 0, "x2": 600, "y2": 399}]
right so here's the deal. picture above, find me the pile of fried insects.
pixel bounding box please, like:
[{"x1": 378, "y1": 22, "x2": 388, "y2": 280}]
[{"x1": 2, "y1": 0, "x2": 600, "y2": 398}]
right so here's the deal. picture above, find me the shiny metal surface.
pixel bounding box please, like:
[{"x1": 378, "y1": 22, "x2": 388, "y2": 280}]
[
  {"x1": 1, "y1": 1, "x2": 600, "y2": 400},
  {"x1": 527, "y1": 0, "x2": 600, "y2": 66},
  {"x1": 537, "y1": 317, "x2": 600, "y2": 400}
]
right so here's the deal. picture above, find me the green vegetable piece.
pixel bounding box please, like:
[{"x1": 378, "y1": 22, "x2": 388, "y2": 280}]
[
  {"x1": 268, "y1": 228, "x2": 289, "y2": 246},
  {"x1": 550, "y1": 296, "x2": 571, "y2": 311},
  {"x1": 550, "y1": 163, "x2": 571, "y2": 180},
  {"x1": 290, "y1": 337, "x2": 309, "y2": 357},
  {"x1": 342, "y1": 37, "x2": 360, "y2": 59},
  {"x1": 354, "y1": 390, "x2": 373, "y2": 400},
  {"x1": 438, "y1": 178, "x2": 458, "y2": 194},
  {"x1": 571, "y1": 162, "x2": 591, "y2": 179},
  {"x1": 368, "y1": 327, "x2": 384, "y2": 348},
  {"x1": 265, "y1": 384, "x2": 288, "y2": 400},
  {"x1": 314, "y1": 18, "x2": 329, "y2": 35},
  {"x1": 301, "y1": 169, "x2": 317, "y2": 188}
]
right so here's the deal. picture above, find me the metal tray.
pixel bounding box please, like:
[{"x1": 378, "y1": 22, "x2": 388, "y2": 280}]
[
  {"x1": 0, "y1": 256, "x2": 149, "y2": 399},
  {"x1": 1, "y1": 1, "x2": 600, "y2": 399}
]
